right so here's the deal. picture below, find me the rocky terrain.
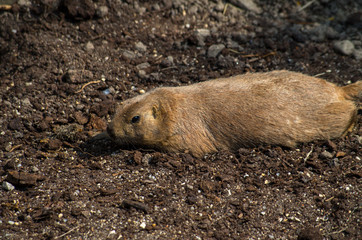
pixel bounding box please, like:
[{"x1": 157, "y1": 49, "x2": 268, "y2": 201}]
[{"x1": 0, "y1": 0, "x2": 361, "y2": 239}]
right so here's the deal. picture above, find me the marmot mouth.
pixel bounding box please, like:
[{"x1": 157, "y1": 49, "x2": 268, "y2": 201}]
[{"x1": 106, "y1": 125, "x2": 116, "y2": 140}]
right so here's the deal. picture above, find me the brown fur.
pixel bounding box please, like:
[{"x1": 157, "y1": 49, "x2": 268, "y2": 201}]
[{"x1": 107, "y1": 70, "x2": 361, "y2": 157}]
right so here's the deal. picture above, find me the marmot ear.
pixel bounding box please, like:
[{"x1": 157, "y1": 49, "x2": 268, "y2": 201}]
[
  {"x1": 152, "y1": 104, "x2": 166, "y2": 119},
  {"x1": 152, "y1": 105, "x2": 160, "y2": 119}
]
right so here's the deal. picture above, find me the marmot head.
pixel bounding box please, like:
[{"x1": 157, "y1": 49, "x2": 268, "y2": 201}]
[{"x1": 107, "y1": 89, "x2": 173, "y2": 148}]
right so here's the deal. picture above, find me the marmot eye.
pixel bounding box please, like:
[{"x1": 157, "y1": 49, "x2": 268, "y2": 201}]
[{"x1": 131, "y1": 115, "x2": 140, "y2": 123}]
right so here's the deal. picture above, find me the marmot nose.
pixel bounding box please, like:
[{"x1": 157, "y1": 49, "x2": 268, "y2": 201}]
[{"x1": 107, "y1": 124, "x2": 115, "y2": 139}]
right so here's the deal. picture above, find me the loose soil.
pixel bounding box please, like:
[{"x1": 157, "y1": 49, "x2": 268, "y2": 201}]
[{"x1": 0, "y1": 0, "x2": 361, "y2": 239}]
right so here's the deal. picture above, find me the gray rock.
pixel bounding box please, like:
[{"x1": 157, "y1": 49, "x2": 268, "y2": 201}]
[
  {"x1": 150, "y1": 72, "x2": 160, "y2": 81},
  {"x1": 194, "y1": 29, "x2": 211, "y2": 47},
  {"x1": 136, "y1": 6, "x2": 146, "y2": 15},
  {"x1": 307, "y1": 24, "x2": 339, "y2": 42},
  {"x1": 352, "y1": 40, "x2": 361, "y2": 48},
  {"x1": 357, "y1": 135, "x2": 362, "y2": 144},
  {"x1": 152, "y1": 3, "x2": 161, "y2": 11},
  {"x1": 226, "y1": 38, "x2": 240, "y2": 49},
  {"x1": 333, "y1": 40, "x2": 355, "y2": 55},
  {"x1": 122, "y1": 50, "x2": 136, "y2": 60},
  {"x1": 320, "y1": 151, "x2": 333, "y2": 159},
  {"x1": 2, "y1": 181, "x2": 15, "y2": 191},
  {"x1": 160, "y1": 56, "x2": 174, "y2": 67},
  {"x1": 352, "y1": 49, "x2": 362, "y2": 60},
  {"x1": 31, "y1": 166, "x2": 39, "y2": 172},
  {"x1": 172, "y1": 0, "x2": 183, "y2": 9},
  {"x1": 162, "y1": 0, "x2": 172, "y2": 8},
  {"x1": 96, "y1": 6, "x2": 109, "y2": 18},
  {"x1": 214, "y1": 1, "x2": 225, "y2": 12},
  {"x1": 290, "y1": 25, "x2": 307, "y2": 43},
  {"x1": 18, "y1": 0, "x2": 31, "y2": 7},
  {"x1": 324, "y1": 26, "x2": 339, "y2": 39},
  {"x1": 136, "y1": 62, "x2": 151, "y2": 70},
  {"x1": 142, "y1": 153, "x2": 152, "y2": 165},
  {"x1": 135, "y1": 41, "x2": 147, "y2": 52},
  {"x1": 21, "y1": 98, "x2": 32, "y2": 107},
  {"x1": 232, "y1": 32, "x2": 248, "y2": 44},
  {"x1": 208, "y1": 44, "x2": 225, "y2": 58},
  {"x1": 328, "y1": 158, "x2": 340, "y2": 168},
  {"x1": 138, "y1": 70, "x2": 148, "y2": 79},
  {"x1": 188, "y1": 5, "x2": 198, "y2": 15},
  {"x1": 14, "y1": 131, "x2": 24, "y2": 138},
  {"x1": 195, "y1": 29, "x2": 211, "y2": 38},
  {"x1": 228, "y1": 0, "x2": 262, "y2": 14}
]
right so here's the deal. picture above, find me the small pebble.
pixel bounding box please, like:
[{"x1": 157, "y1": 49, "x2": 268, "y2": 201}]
[
  {"x1": 188, "y1": 5, "x2": 198, "y2": 15},
  {"x1": 140, "y1": 222, "x2": 146, "y2": 229},
  {"x1": 138, "y1": 70, "x2": 147, "y2": 79},
  {"x1": 136, "y1": 62, "x2": 151, "y2": 70},
  {"x1": 2, "y1": 181, "x2": 15, "y2": 191},
  {"x1": 85, "y1": 41, "x2": 95, "y2": 52},
  {"x1": 333, "y1": 40, "x2": 355, "y2": 55},
  {"x1": 122, "y1": 50, "x2": 136, "y2": 60},
  {"x1": 21, "y1": 98, "x2": 32, "y2": 107},
  {"x1": 18, "y1": 0, "x2": 31, "y2": 7},
  {"x1": 96, "y1": 6, "x2": 108, "y2": 18},
  {"x1": 214, "y1": 2, "x2": 225, "y2": 12},
  {"x1": 152, "y1": 3, "x2": 161, "y2": 11},
  {"x1": 137, "y1": 7, "x2": 146, "y2": 15},
  {"x1": 195, "y1": 29, "x2": 211, "y2": 38},
  {"x1": 160, "y1": 56, "x2": 174, "y2": 67},
  {"x1": 208, "y1": 44, "x2": 225, "y2": 58},
  {"x1": 103, "y1": 88, "x2": 111, "y2": 95},
  {"x1": 352, "y1": 49, "x2": 362, "y2": 60},
  {"x1": 229, "y1": 0, "x2": 262, "y2": 14},
  {"x1": 135, "y1": 41, "x2": 147, "y2": 52},
  {"x1": 320, "y1": 151, "x2": 333, "y2": 159},
  {"x1": 31, "y1": 166, "x2": 39, "y2": 172}
]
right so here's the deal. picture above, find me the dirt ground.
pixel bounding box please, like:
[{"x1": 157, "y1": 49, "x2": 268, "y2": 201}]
[{"x1": 0, "y1": 0, "x2": 361, "y2": 239}]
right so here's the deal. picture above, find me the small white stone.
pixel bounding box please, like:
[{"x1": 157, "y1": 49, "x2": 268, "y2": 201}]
[
  {"x1": 140, "y1": 222, "x2": 146, "y2": 229},
  {"x1": 2, "y1": 181, "x2": 15, "y2": 191},
  {"x1": 85, "y1": 42, "x2": 95, "y2": 52}
]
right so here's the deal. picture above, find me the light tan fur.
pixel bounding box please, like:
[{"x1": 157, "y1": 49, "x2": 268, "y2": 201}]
[{"x1": 108, "y1": 70, "x2": 361, "y2": 157}]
